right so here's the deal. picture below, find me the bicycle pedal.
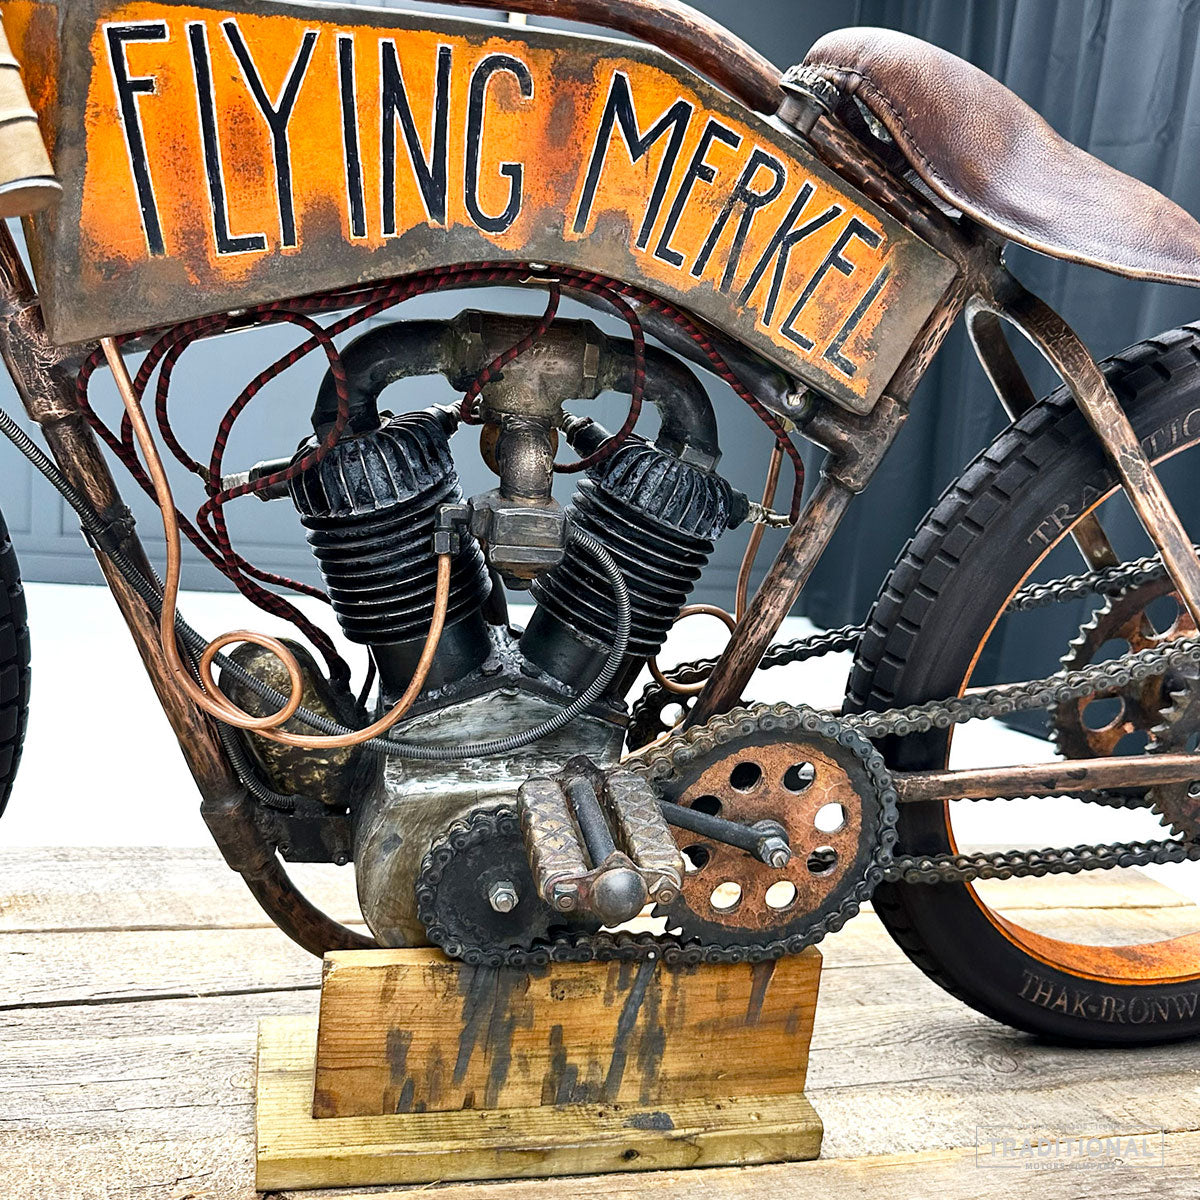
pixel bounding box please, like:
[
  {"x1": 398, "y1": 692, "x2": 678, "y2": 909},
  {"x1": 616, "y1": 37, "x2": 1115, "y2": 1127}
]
[{"x1": 518, "y1": 755, "x2": 684, "y2": 925}]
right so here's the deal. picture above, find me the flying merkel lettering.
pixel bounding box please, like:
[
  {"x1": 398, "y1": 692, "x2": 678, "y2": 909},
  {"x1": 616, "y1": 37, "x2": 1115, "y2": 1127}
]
[
  {"x1": 102, "y1": 21, "x2": 895, "y2": 381},
  {"x1": 222, "y1": 19, "x2": 317, "y2": 249},
  {"x1": 104, "y1": 21, "x2": 170, "y2": 256},
  {"x1": 571, "y1": 72, "x2": 888, "y2": 376}
]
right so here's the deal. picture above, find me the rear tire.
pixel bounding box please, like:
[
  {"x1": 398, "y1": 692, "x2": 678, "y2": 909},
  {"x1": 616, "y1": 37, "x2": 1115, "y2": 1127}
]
[
  {"x1": 848, "y1": 326, "x2": 1200, "y2": 1044},
  {"x1": 0, "y1": 508, "x2": 28, "y2": 819}
]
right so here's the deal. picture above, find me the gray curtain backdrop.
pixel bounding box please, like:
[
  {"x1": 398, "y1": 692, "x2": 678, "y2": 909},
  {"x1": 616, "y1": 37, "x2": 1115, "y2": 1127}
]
[
  {"x1": 3, "y1": 1, "x2": 1199, "y2": 715},
  {"x1": 718, "y1": 0, "x2": 1200, "y2": 636}
]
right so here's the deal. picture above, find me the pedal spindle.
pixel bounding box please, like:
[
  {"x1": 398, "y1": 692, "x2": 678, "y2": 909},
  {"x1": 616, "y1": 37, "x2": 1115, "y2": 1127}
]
[{"x1": 518, "y1": 756, "x2": 684, "y2": 925}]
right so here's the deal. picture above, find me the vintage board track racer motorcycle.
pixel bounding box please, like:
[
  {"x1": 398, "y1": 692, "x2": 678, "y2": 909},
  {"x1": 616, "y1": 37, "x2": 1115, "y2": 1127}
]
[{"x1": 4, "y1": 0, "x2": 1200, "y2": 1046}]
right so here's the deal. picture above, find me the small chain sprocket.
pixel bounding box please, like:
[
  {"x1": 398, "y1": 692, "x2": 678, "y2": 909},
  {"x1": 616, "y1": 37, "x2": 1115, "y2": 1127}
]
[{"x1": 415, "y1": 808, "x2": 599, "y2": 965}]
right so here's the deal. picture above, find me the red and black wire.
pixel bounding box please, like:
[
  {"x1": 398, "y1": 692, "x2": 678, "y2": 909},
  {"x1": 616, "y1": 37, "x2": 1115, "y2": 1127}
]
[{"x1": 75, "y1": 261, "x2": 805, "y2": 682}]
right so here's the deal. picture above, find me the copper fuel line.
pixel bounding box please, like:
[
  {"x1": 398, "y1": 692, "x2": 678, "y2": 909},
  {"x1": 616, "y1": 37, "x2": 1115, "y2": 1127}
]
[{"x1": 100, "y1": 337, "x2": 451, "y2": 750}]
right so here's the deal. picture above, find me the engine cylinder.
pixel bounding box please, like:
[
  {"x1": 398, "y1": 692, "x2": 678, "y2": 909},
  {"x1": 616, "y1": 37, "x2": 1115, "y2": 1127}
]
[
  {"x1": 290, "y1": 409, "x2": 491, "y2": 698},
  {"x1": 521, "y1": 441, "x2": 741, "y2": 693}
]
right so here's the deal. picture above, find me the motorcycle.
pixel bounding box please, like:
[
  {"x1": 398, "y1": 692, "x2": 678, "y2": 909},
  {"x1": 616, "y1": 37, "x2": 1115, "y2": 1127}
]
[{"x1": 2, "y1": 0, "x2": 1200, "y2": 1048}]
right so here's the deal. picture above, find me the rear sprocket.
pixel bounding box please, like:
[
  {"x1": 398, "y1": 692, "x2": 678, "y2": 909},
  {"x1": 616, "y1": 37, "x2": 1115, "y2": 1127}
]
[
  {"x1": 1051, "y1": 575, "x2": 1193, "y2": 759},
  {"x1": 1049, "y1": 575, "x2": 1200, "y2": 836}
]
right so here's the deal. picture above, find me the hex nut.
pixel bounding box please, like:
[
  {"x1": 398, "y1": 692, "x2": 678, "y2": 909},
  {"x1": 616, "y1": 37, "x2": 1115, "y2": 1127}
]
[{"x1": 487, "y1": 879, "x2": 519, "y2": 914}]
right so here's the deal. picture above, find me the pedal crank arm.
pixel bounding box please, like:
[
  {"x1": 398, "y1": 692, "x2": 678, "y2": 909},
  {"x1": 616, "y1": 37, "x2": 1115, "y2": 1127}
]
[{"x1": 660, "y1": 800, "x2": 792, "y2": 868}]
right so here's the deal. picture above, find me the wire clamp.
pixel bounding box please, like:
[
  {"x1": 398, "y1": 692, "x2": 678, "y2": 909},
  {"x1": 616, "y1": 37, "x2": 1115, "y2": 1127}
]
[
  {"x1": 81, "y1": 502, "x2": 137, "y2": 559},
  {"x1": 433, "y1": 502, "x2": 470, "y2": 555}
]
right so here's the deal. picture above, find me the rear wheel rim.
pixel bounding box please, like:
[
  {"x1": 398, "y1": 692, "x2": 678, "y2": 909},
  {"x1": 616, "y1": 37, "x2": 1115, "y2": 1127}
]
[{"x1": 942, "y1": 437, "x2": 1200, "y2": 986}]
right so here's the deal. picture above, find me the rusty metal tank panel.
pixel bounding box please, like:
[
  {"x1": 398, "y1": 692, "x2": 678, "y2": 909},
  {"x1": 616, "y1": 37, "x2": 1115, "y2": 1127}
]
[{"x1": 6, "y1": 0, "x2": 954, "y2": 414}]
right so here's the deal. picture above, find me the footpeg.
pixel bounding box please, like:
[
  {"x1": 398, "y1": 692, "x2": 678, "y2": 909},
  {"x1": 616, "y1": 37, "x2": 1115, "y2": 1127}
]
[{"x1": 518, "y1": 756, "x2": 684, "y2": 925}]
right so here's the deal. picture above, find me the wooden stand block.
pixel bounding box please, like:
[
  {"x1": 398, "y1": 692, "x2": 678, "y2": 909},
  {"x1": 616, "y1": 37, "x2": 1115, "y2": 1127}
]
[{"x1": 256, "y1": 947, "x2": 823, "y2": 1191}]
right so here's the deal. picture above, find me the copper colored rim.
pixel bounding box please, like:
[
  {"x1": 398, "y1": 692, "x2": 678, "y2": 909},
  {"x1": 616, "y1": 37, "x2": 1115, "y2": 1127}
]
[{"x1": 946, "y1": 478, "x2": 1200, "y2": 985}]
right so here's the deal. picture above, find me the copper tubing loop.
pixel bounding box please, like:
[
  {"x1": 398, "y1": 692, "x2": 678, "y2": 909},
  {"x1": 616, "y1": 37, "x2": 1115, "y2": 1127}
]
[
  {"x1": 648, "y1": 603, "x2": 738, "y2": 696},
  {"x1": 101, "y1": 338, "x2": 448, "y2": 748},
  {"x1": 736, "y1": 443, "x2": 783, "y2": 622}
]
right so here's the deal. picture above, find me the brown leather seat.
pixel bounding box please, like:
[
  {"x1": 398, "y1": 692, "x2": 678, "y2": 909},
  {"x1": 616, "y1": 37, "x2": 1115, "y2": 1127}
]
[{"x1": 803, "y1": 28, "x2": 1200, "y2": 286}]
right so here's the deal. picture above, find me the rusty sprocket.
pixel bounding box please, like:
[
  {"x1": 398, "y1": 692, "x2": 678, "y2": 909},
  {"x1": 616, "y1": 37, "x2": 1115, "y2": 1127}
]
[
  {"x1": 1052, "y1": 576, "x2": 1196, "y2": 759},
  {"x1": 644, "y1": 707, "x2": 896, "y2": 949}
]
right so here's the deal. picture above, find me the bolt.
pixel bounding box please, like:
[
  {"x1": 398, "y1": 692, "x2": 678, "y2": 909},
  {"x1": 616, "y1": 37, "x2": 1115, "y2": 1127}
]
[
  {"x1": 752, "y1": 821, "x2": 792, "y2": 870},
  {"x1": 756, "y1": 835, "x2": 792, "y2": 869},
  {"x1": 657, "y1": 887, "x2": 677, "y2": 905},
  {"x1": 551, "y1": 884, "x2": 578, "y2": 912},
  {"x1": 487, "y1": 880, "x2": 519, "y2": 914}
]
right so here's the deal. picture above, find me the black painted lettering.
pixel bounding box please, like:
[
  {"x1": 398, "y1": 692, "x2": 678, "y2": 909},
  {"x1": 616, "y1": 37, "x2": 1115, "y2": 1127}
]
[
  {"x1": 691, "y1": 147, "x2": 786, "y2": 290},
  {"x1": 337, "y1": 34, "x2": 366, "y2": 239},
  {"x1": 572, "y1": 70, "x2": 693, "y2": 247},
  {"x1": 653, "y1": 118, "x2": 740, "y2": 268},
  {"x1": 186, "y1": 22, "x2": 267, "y2": 255},
  {"x1": 464, "y1": 53, "x2": 532, "y2": 235},
  {"x1": 820, "y1": 264, "x2": 891, "y2": 376},
  {"x1": 777, "y1": 216, "x2": 882, "y2": 351},
  {"x1": 380, "y1": 40, "x2": 451, "y2": 234},
  {"x1": 105, "y1": 22, "x2": 169, "y2": 256},
  {"x1": 737, "y1": 183, "x2": 842, "y2": 327},
  {"x1": 222, "y1": 19, "x2": 317, "y2": 248}
]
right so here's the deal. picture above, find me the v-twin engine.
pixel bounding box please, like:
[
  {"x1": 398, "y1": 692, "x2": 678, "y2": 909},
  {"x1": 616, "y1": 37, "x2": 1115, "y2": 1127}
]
[{"x1": 255, "y1": 309, "x2": 747, "y2": 944}]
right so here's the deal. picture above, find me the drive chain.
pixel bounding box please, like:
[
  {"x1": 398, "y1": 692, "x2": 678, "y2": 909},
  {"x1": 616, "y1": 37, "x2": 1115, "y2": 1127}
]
[{"x1": 420, "y1": 551, "x2": 1200, "y2": 963}]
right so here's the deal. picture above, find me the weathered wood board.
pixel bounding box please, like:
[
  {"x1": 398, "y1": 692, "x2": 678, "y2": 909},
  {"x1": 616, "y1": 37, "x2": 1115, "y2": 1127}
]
[
  {"x1": 3, "y1": 846, "x2": 1200, "y2": 1198},
  {"x1": 313, "y1": 947, "x2": 821, "y2": 1118},
  {"x1": 259, "y1": 1014, "x2": 823, "y2": 1191}
]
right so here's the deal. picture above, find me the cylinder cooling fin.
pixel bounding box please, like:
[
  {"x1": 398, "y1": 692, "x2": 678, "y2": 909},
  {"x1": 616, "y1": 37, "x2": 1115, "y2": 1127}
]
[
  {"x1": 287, "y1": 307, "x2": 745, "y2": 714},
  {"x1": 522, "y1": 440, "x2": 743, "y2": 689},
  {"x1": 289, "y1": 408, "x2": 491, "y2": 696}
]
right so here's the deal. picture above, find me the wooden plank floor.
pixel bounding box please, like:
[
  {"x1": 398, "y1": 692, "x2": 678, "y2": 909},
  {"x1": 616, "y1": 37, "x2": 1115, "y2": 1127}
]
[{"x1": 3, "y1": 848, "x2": 1199, "y2": 1198}]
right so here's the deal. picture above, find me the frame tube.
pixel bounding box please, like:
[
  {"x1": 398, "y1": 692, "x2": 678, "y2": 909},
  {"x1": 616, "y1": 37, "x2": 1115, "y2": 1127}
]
[{"x1": 896, "y1": 753, "x2": 1200, "y2": 804}]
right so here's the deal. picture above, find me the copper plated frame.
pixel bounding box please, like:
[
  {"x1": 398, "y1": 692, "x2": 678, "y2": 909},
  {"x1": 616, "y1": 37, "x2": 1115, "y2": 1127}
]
[{"x1": 0, "y1": 1, "x2": 1197, "y2": 949}]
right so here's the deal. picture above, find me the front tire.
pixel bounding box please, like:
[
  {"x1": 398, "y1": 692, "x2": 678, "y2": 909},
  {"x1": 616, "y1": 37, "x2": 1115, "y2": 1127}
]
[
  {"x1": 848, "y1": 326, "x2": 1200, "y2": 1044},
  {"x1": 0, "y1": 509, "x2": 29, "y2": 819}
]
